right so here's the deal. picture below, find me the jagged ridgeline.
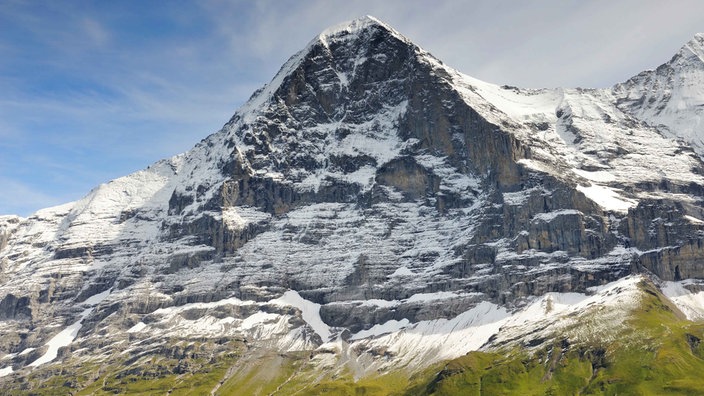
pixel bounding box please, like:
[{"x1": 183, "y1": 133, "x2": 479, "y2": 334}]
[{"x1": 2, "y1": 16, "x2": 704, "y2": 395}]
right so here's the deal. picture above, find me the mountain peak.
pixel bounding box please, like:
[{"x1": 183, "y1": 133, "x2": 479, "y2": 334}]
[
  {"x1": 678, "y1": 32, "x2": 704, "y2": 64},
  {"x1": 315, "y1": 15, "x2": 411, "y2": 50},
  {"x1": 318, "y1": 15, "x2": 391, "y2": 40},
  {"x1": 236, "y1": 16, "x2": 416, "y2": 123},
  {"x1": 612, "y1": 32, "x2": 704, "y2": 153}
]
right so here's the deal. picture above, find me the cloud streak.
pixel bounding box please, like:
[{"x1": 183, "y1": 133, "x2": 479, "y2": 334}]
[{"x1": 0, "y1": 177, "x2": 73, "y2": 216}]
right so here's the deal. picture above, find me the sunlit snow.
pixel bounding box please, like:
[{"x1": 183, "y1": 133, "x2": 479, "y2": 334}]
[
  {"x1": 273, "y1": 290, "x2": 332, "y2": 342},
  {"x1": 0, "y1": 366, "x2": 13, "y2": 377},
  {"x1": 27, "y1": 290, "x2": 111, "y2": 368}
]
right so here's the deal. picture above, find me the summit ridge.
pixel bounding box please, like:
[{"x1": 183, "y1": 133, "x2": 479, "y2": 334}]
[
  {"x1": 680, "y1": 32, "x2": 704, "y2": 64},
  {"x1": 613, "y1": 32, "x2": 704, "y2": 151},
  {"x1": 319, "y1": 15, "x2": 390, "y2": 39}
]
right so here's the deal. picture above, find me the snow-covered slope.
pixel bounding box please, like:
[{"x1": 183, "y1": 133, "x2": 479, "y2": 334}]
[
  {"x1": 452, "y1": 66, "x2": 704, "y2": 213},
  {"x1": 2, "y1": 16, "x2": 704, "y2": 389},
  {"x1": 613, "y1": 33, "x2": 704, "y2": 153}
]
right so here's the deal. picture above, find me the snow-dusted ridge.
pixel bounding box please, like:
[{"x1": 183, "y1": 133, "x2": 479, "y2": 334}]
[
  {"x1": 613, "y1": 33, "x2": 704, "y2": 153},
  {"x1": 103, "y1": 276, "x2": 647, "y2": 375},
  {"x1": 446, "y1": 62, "x2": 704, "y2": 213},
  {"x1": 319, "y1": 15, "x2": 394, "y2": 41}
]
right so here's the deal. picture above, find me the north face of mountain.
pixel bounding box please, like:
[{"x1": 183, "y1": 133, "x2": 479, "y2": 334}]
[{"x1": 2, "y1": 16, "x2": 704, "y2": 393}]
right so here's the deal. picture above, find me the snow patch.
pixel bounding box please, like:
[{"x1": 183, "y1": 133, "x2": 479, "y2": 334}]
[
  {"x1": 350, "y1": 276, "x2": 645, "y2": 372},
  {"x1": 406, "y1": 291, "x2": 460, "y2": 303},
  {"x1": 577, "y1": 184, "x2": 638, "y2": 213},
  {"x1": 357, "y1": 300, "x2": 510, "y2": 369},
  {"x1": 240, "y1": 311, "x2": 279, "y2": 330},
  {"x1": 273, "y1": 291, "x2": 332, "y2": 342},
  {"x1": 28, "y1": 318, "x2": 83, "y2": 367},
  {"x1": 390, "y1": 266, "x2": 414, "y2": 277},
  {"x1": 82, "y1": 289, "x2": 110, "y2": 305},
  {"x1": 127, "y1": 322, "x2": 147, "y2": 333},
  {"x1": 661, "y1": 281, "x2": 704, "y2": 320},
  {"x1": 27, "y1": 290, "x2": 110, "y2": 368},
  {"x1": 573, "y1": 169, "x2": 617, "y2": 183},
  {"x1": 0, "y1": 366, "x2": 12, "y2": 377},
  {"x1": 532, "y1": 209, "x2": 581, "y2": 222},
  {"x1": 350, "y1": 319, "x2": 410, "y2": 340},
  {"x1": 222, "y1": 206, "x2": 271, "y2": 230},
  {"x1": 684, "y1": 215, "x2": 704, "y2": 224},
  {"x1": 19, "y1": 348, "x2": 34, "y2": 356}
]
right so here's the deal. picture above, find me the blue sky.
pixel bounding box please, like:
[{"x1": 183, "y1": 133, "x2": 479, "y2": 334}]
[{"x1": 1, "y1": 0, "x2": 703, "y2": 216}]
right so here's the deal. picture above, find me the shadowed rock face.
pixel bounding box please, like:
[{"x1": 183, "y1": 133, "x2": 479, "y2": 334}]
[
  {"x1": 1, "y1": 17, "x2": 704, "y2": 384},
  {"x1": 174, "y1": 23, "x2": 620, "y2": 307},
  {"x1": 154, "y1": 21, "x2": 703, "y2": 317}
]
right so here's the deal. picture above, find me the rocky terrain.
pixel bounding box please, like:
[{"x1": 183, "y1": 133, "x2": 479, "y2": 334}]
[{"x1": 2, "y1": 16, "x2": 704, "y2": 394}]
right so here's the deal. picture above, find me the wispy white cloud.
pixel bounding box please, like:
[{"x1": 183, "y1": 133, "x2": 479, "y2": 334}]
[
  {"x1": 81, "y1": 17, "x2": 111, "y2": 47},
  {"x1": 0, "y1": 177, "x2": 71, "y2": 217}
]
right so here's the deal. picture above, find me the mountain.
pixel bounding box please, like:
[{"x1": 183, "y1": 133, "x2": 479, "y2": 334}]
[
  {"x1": 613, "y1": 33, "x2": 704, "y2": 151},
  {"x1": 2, "y1": 16, "x2": 704, "y2": 394}
]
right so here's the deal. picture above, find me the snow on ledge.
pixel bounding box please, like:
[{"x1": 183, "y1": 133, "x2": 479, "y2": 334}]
[
  {"x1": 661, "y1": 281, "x2": 704, "y2": 321},
  {"x1": 127, "y1": 322, "x2": 147, "y2": 333},
  {"x1": 27, "y1": 290, "x2": 112, "y2": 368},
  {"x1": 406, "y1": 291, "x2": 462, "y2": 303},
  {"x1": 532, "y1": 209, "x2": 581, "y2": 222},
  {"x1": 390, "y1": 266, "x2": 414, "y2": 277},
  {"x1": 577, "y1": 184, "x2": 638, "y2": 213},
  {"x1": 28, "y1": 318, "x2": 84, "y2": 368},
  {"x1": 272, "y1": 291, "x2": 332, "y2": 342},
  {"x1": 82, "y1": 289, "x2": 111, "y2": 305},
  {"x1": 350, "y1": 319, "x2": 411, "y2": 340},
  {"x1": 684, "y1": 215, "x2": 704, "y2": 225},
  {"x1": 152, "y1": 297, "x2": 255, "y2": 316},
  {"x1": 0, "y1": 366, "x2": 13, "y2": 377},
  {"x1": 573, "y1": 169, "x2": 617, "y2": 183}
]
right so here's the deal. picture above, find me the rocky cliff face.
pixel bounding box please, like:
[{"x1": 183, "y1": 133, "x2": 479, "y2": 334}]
[{"x1": 2, "y1": 16, "x2": 704, "y2": 391}]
